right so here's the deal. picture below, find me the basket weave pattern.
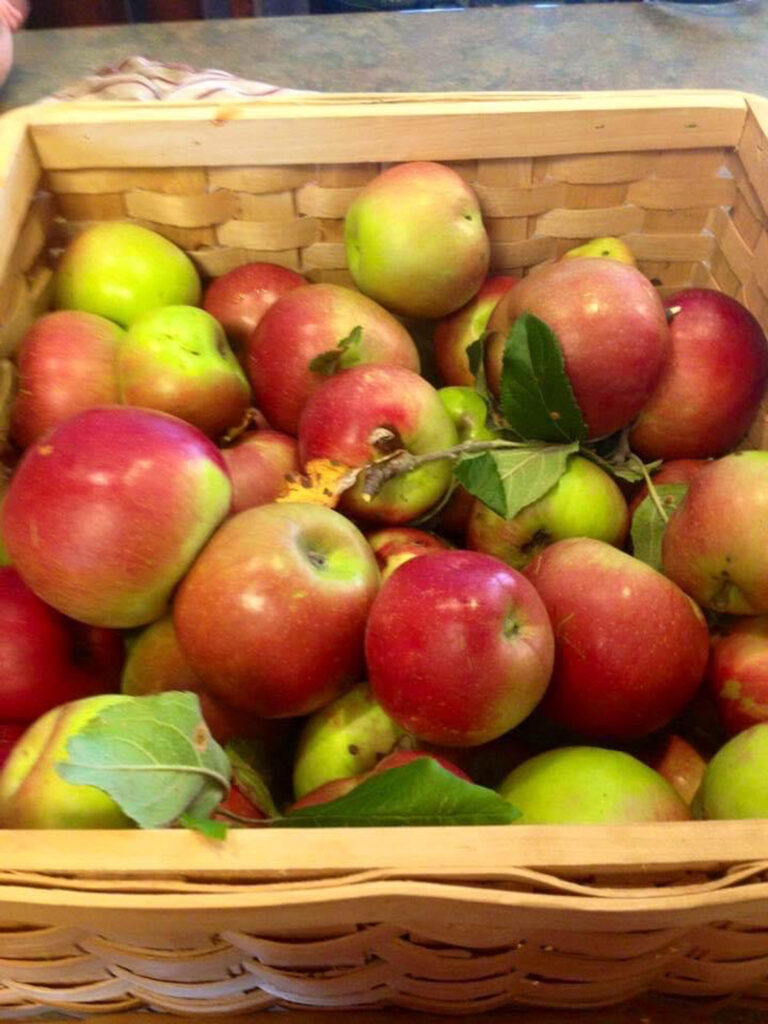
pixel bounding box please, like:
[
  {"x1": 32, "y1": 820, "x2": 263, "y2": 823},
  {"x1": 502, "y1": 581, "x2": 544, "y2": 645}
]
[{"x1": 0, "y1": 92, "x2": 767, "y2": 1016}]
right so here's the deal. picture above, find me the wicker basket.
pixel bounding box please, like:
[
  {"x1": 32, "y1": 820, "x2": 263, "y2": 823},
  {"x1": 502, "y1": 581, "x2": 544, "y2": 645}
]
[{"x1": 0, "y1": 90, "x2": 768, "y2": 1019}]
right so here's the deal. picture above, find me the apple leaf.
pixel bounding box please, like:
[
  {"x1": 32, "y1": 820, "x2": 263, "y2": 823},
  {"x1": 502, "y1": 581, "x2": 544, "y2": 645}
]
[
  {"x1": 275, "y1": 758, "x2": 521, "y2": 827},
  {"x1": 180, "y1": 813, "x2": 228, "y2": 840},
  {"x1": 499, "y1": 314, "x2": 587, "y2": 443},
  {"x1": 631, "y1": 483, "x2": 689, "y2": 572},
  {"x1": 584, "y1": 432, "x2": 662, "y2": 485},
  {"x1": 226, "y1": 738, "x2": 279, "y2": 819},
  {"x1": 308, "y1": 325, "x2": 364, "y2": 376},
  {"x1": 454, "y1": 442, "x2": 578, "y2": 520},
  {"x1": 56, "y1": 692, "x2": 231, "y2": 829}
]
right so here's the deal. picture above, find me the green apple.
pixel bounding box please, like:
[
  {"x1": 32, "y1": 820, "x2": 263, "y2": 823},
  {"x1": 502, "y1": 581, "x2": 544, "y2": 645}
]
[
  {"x1": 695, "y1": 723, "x2": 768, "y2": 819},
  {"x1": 293, "y1": 682, "x2": 404, "y2": 799},
  {"x1": 117, "y1": 306, "x2": 251, "y2": 439},
  {"x1": 0, "y1": 694, "x2": 133, "y2": 828},
  {"x1": 438, "y1": 386, "x2": 496, "y2": 443},
  {"x1": 467, "y1": 455, "x2": 629, "y2": 570},
  {"x1": 345, "y1": 161, "x2": 490, "y2": 320},
  {"x1": 55, "y1": 222, "x2": 201, "y2": 328},
  {"x1": 498, "y1": 746, "x2": 691, "y2": 824}
]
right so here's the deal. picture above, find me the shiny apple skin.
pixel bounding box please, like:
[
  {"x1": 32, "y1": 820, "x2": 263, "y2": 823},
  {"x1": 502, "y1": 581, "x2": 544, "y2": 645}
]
[
  {"x1": 485, "y1": 259, "x2": 670, "y2": 439},
  {"x1": 246, "y1": 283, "x2": 419, "y2": 436},
  {"x1": 3, "y1": 407, "x2": 232, "y2": 629},
  {"x1": 173, "y1": 502, "x2": 380, "y2": 719},
  {"x1": 366, "y1": 550, "x2": 555, "y2": 747},
  {"x1": 221, "y1": 429, "x2": 299, "y2": 514},
  {"x1": 631, "y1": 289, "x2": 768, "y2": 460},
  {"x1": 525, "y1": 538, "x2": 710, "y2": 742},
  {"x1": 433, "y1": 275, "x2": 518, "y2": 387}
]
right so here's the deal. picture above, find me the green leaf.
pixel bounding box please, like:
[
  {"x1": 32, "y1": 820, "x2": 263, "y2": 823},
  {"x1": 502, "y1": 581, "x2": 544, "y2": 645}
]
[
  {"x1": 225, "y1": 738, "x2": 279, "y2": 819},
  {"x1": 308, "y1": 325, "x2": 364, "y2": 375},
  {"x1": 275, "y1": 758, "x2": 521, "y2": 828},
  {"x1": 499, "y1": 314, "x2": 587, "y2": 443},
  {"x1": 56, "y1": 692, "x2": 231, "y2": 829},
  {"x1": 631, "y1": 483, "x2": 689, "y2": 572},
  {"x1": 180, "y1": 813, "x2": 228, "y2": 841},
  {"x1": 454, "y1": 442, "x2": 578, "y2": 520}
]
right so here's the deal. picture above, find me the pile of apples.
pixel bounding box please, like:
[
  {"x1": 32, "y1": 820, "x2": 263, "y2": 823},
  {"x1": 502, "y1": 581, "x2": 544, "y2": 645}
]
[{"x1": 1, "y1": 159, "x2": 768, "y2": 829}]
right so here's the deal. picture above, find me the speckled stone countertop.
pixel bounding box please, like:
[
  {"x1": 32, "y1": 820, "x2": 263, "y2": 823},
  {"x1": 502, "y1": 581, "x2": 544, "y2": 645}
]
[{"x1": 2, "y1": 5, "x2": 767, "y2": 110}]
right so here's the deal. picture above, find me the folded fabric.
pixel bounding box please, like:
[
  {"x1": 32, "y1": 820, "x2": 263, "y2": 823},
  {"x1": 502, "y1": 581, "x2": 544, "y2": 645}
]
[{"x1": 44, "y1": 55, "x2": 314, "y2": 102}]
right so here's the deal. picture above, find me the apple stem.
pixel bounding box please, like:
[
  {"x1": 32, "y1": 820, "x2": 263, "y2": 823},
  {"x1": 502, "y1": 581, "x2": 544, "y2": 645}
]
[
  {"x1": 220, "y1": 407, "x2": 265, "y2": 446},
  {"x1": 213, "y1": 807, "x2": 276, "y2": 827},
  {"x1": 359, "y1": 439, "x2": 540, "y2": 501},
  {"x1": 632, "y1": 454, "x2": 669, "y2": 523}
]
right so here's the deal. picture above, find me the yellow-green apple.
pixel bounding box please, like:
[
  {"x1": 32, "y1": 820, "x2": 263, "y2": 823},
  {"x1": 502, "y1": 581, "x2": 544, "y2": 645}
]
[
  {"x1": 525, "y1": 538, "x2": 709, "y2": 741},
  {"x1": 433, "y1": 276, "x2": 518, "y2": 386},
  {"x1": 202, "y1": 261, "x2": 306, "y2": 359},
  {"x1": 430, "y1": 385, "x2": 497, "y2": 538},
  {"x1": 561, "y1": 236, "x2": 636, "y2": 266},
  {"x1": 367, "y1": 526, "x2": 452, "y2": 582},
  {"x1": 0, "y1": 567, "x2": 120, "y2": 723},
  {"x1": 55, "y1": 222, "x2": 201, "y2": 328},
  {"x1": 10, "y1": 311, "x2": 123, "y2": 449},
  {"x1": 498, "y1": 746, "x2": 690, "y2": 824},
  {"x1": 630, "y1": 290, "x2": 768, "y2": 460},
  {"x1": 245, "y1": 283, "x2": 419, "y2": 435},
  {"x1": 292, "y1": 682, "x2": 404, "y2": 799},
  {"x1": 366, "y1": 549, "x2": 554, "y2": 747},
  {"x1": 628, "y1": 458, "x2": 708, "y2": 517},
  {"x1": 694, "y1": 723, "x2": 768, "y2": 820},
  {"x1": 3, "y1": 406, "x2": 232, "y2": 629},
  {"x1": 117, "y1": 305, "x2": 251, "y2": 440},
  {"x1": 122, "y1": 614, "x2": 273, "y2": 745},
  {"x1": 707, "y1": 616, "x2": 768, "y2": 736},
  {"x1": 298, "y1": 364, "x2": 458, "y2": 525},
  {"x1": 485, "y1": 259, "x2": 670, "y2": 439},
  {"x1": 0, "y1": 694, "x2": 133, "y2": 828},
  {"x1": 662, "y1": 451, "x2": 768, "y2": 615},
  {"x1": 641, "y1": 733, "x2": 708, "y2": 805},
  {"x1": 467, "y1": 455, "x2": 628, "y2": 571},
  {"x1": 221, "y1": 429, "x2": 299, "y2": 514},
  {"x1": 173, "y1": 502, "x2": 380, "y2": 719},
  {"x1": 345, "y1": 161, "x2": 490, "y2": 319}
]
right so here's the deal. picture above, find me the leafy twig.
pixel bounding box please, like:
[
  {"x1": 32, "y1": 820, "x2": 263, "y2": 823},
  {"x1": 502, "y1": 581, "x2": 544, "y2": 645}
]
[{"x1": 630, "y1": 453, "x2": 668, "y2": 524}]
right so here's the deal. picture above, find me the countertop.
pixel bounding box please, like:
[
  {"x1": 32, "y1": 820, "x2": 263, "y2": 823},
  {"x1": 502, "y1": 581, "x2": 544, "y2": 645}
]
[{"x1": 2, "y1": 5, "x2": 767, "y2": 110}]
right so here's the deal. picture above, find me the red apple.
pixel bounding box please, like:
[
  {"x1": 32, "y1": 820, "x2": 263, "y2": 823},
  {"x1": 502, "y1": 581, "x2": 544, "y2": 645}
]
[
  {"x1": 10, "y1": 311, "x2": 123, "y2": 449},
  {"x1": 366, "y1": 550, "x2": 555, "y2": 747},
  {"x1": 708, "y1": 616, "x2": 768, "y2": 736},
  {"x1": 203, "y1": 261, "x2": 306, "y2": 359},
  {"x1": 221, "y1": 429, "x2": 299, "y2": 514},
  {"x1": 0, "y1": 567, "x2": 119, "y2": 723},
  {"x1": 345, "y1": 161, "x2": 490, "y2": 319},
  {"x1": 630, "y1": 289, "x2": 768, "y2": 460},
  {"x1": 246, "y1": 283, "x2": 420, "y2": 435},
  {"x1": 485, "y1": 259, "x2": 670, "y2": 439},
  {"x1": 433, "y1": 275, "x2": 518, "y2": 387},
  {"x1": 214, "y1": 781, "x2": 269, "y2": 822},
  {"x1": 289, "y1": 775, "x2": 362, "y2": 812},
  {"x1": 173, "y1": 502, "x2": 380, "y2": 719},
  {"x1": 662, "y1": 451, "x2": 768, "y2": 616},
  {"x1": 525, "y1": 538, "x2": 709, "y2": 741},
  {"x1": 3, "y1": 406, "x2": 232, "y2": 628},
  {"x1": 628, "y1": 458, "x2": 709, "y2": 516},
  {"x1": 298, "y1": 364, "x2": 458, "y2": 525},
  {"x1": 642, "y1": 733, "x2": 708, "y2": 805},
  {"x1": 366, "y1": 526, "x2": 452, "y2": 582},
  {"x1": 0, "y1": 723, "x2": 26, "y2": 768}
]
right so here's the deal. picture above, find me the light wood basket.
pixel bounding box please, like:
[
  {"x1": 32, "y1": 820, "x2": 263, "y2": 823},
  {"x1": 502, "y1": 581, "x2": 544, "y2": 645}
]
[{"x1": 0, "y1": 90, "x2": 768, "y2": 1019}]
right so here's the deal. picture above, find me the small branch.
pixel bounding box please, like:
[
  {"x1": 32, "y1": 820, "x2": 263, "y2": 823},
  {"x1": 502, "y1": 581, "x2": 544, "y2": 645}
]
[
  {"x1": 631, "y1": 454, "x2": 668, "y2": 523},
  {"x1": 359, "y1": 439, "x2": 539, "y2": 502}
]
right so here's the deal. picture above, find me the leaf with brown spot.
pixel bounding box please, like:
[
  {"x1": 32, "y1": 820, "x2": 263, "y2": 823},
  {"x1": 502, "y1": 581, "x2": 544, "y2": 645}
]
[{"x1": 277, "y1": 458, "x2": 359, "y2": 509}]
